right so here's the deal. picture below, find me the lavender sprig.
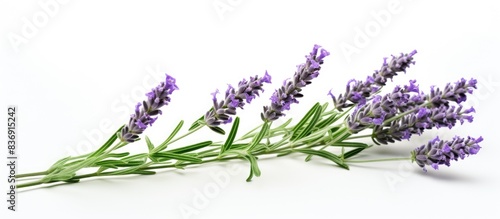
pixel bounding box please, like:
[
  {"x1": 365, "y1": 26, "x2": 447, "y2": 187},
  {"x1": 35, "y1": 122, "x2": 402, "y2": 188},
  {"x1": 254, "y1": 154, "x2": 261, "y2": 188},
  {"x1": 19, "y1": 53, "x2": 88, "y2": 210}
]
[
  {"x1": 412, "y1": 136, "x2": 482, "y2": 171},
  {"x1": 372, "y1": 105, "x2": 475, "y2": 144},
  {"x1": 330, "y1": 50, "x2": 417, "y2": 111},
  {"x1": 16, "y1": 45, "x2": 485, "y2": 191},
  {"x1": 347, "y1": 80, "x2": 424, "y2": 134},
  {"x1": 261, "y1": 44, "x2": 330, "y2": 121},
  {"x1": 429, "y1": 78, "x2": 478, "y2": 107},
  {"x1": 205, "y1": 72, "x2": 272, "y2": 127},
  {"x1": 119, "y1": 74, "x2": 178, "y2": 142},
  {"x1": 347, "y1": 78, "x2": 478, "y2": 144}
]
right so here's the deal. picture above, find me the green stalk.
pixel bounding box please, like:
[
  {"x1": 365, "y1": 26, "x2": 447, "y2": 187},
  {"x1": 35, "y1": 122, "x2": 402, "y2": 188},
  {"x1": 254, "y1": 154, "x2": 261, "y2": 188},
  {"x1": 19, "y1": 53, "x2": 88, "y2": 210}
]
[
  {"x1": 16, "y1": 171, "x2": 48, "y2": 179},
  {"x1": 345, "y1": 157, "x2": 410, "y2": 163}
]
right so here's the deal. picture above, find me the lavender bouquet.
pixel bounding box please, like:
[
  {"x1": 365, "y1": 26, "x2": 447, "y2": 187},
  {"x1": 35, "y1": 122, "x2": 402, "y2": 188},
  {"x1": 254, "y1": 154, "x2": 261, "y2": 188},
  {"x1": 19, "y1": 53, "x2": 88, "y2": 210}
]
[{"x1": 17, "y1": 45, "x2": 482, "y2": 189}]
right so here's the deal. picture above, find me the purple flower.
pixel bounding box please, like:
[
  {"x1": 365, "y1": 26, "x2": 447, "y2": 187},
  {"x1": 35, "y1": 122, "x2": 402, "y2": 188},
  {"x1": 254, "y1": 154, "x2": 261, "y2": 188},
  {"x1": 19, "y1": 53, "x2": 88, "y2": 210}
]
[
  {"x1": 261, "y1": 44, "x2": 330, "y2": 121},
  {"x1": 372, "y1": 104, "x2": 475, "y2": 144},
  {"x1": 205, "y1": 71, "x2": 271, "y2": 127},
  {"x1": 429, "y1": 78, "x2": 478, "y2": 106},
  {"x1": 347, "y1": 80, "x2": 421, "y2": 134},
  {"x1": 330, "y1": 50, "x2": 417, "y2": 111},
  {"x1": 119, "y1": 74, "x2": 178, "y2": 143},
  {"x1": 346, "y1": 79, "x2": 478, "y2": 144},
  {"x1": 412, "y1": 136, "x2": 483, "y2": 171}
]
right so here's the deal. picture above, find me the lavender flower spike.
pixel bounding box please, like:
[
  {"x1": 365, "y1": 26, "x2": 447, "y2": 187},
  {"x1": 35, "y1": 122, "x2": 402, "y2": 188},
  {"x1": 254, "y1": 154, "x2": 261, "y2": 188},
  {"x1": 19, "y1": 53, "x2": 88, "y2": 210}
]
[
  {"x1": 204, "y1": 71, "x2": 272, "y2": 127},
  {"x1": 119, "y1": 74, "x2": 178, "y2": 143},
  {"x1": 261, "y1": 44, "x2": 330, "y2": 121},
  {"x1": 429, "y1": 78, "x2": 478, "y2": 107},
  {"x1": 411, "y1": 136, "x2": 482, "y2": 171},
  {"x1": 364, "y1": 78, "x2": 478, "y2": 144},
  {"x1": 330, "y1": 50, "x2": 417, "y2": 111}
]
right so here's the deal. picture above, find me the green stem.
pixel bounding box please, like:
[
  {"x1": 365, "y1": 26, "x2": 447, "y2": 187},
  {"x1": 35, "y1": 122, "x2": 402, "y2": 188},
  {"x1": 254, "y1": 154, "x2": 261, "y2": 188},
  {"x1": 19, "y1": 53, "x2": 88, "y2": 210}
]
[
  {"x1": 17, "y1": 171, "x2": 48, "y2": 178},
  {"x1": 383, "y1": 102, "x2": 432, "y2": 124},
  {"x1": 153, "y1": 125, "x2": 204, "y2": 153},
  {"x1": 17, "y1": 180, "x2": 44, "y2": 189},
  {"x1": 345, "y1": 157, "x2": 410, "y2": 163},
  {"x1": 346, "y1": 134, "x2": 372, "y2": 140},
  {"x1": 239, "y1": 124, "x2": 263, "y2": 140}
]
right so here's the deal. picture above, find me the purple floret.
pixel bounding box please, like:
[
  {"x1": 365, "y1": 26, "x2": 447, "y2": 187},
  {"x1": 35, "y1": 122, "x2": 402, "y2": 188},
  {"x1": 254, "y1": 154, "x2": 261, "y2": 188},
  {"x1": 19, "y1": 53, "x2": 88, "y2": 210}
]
[
  {"x1": 261, "y1": 44, "x2": 330, "y2": 121},
  {"x1": 119, "y1": 74, "x2": 178, "y2": 143},
  {"x1": 412, "y1": 136, "x2": 483, "y2": 171},
  {"x1": 330, "y1": 50, "x2": 417, "y2": 111},
  {"x1": 205, "y1": 71, "x2": 271, "y2": 127}
]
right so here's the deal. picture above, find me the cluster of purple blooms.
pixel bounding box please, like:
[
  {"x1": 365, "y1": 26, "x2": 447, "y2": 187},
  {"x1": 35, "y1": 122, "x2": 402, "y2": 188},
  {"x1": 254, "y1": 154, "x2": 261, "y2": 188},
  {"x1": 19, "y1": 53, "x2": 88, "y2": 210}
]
[
  {"x1": 347, "y1": 78, "x2": 478, "y2": 145},
  {"x1": 204, "y1": 72, "x2": 272, "y2": 127},
  {"x1": 412, "y1": 136, "x2": 482, "y2": 171},
  {"x1": 204, "y1": 44, "x2": 329, "y2": 126},
  {"x1": 337, "y1": 51, "x2": 482, "y2": 170},
  {"x1": 261, "y1": 44, "x2": 330, "y2": 121},
  {"x1": 119, "y1": 74, "x2": 178, "y2": 143},
  {"x1": 330, "y1": 50, "x2": 417, "y2": 111}
]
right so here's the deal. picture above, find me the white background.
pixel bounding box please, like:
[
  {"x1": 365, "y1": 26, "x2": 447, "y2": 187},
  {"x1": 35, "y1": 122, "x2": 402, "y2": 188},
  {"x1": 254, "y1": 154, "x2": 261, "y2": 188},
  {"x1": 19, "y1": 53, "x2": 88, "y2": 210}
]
[{"x1": 1, "y1": 0, "x2": 500, "y2": 218}]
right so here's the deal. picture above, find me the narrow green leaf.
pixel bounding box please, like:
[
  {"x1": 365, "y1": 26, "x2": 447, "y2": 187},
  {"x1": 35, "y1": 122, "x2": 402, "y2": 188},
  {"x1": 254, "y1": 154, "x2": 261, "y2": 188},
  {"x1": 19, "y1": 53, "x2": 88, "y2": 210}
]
[
  {"x1": 297, "y1": 149, "x2": 349, "y2": 170},
  {"x1": 116, "y1": 160, "x2": 145, "y2": 167},
  {"x1": 107, "y1": 152, "x2": 130, "y2": 158},
  {"x1": 315, "y1": 113, "x2": 338, "y2": 130},
  {"x1": 330, "y1": 126, "x2": 340, "y2": 134},
  {"x1": 246, "y1": 165, "x2": 254, "y2": 182},
  {"x1": 244, "y1": 155, "x2": 261, "y2": 182},
  {"x1": 152, "y1": 152, "x2": 202, "y2": 163},
  {"x1": 231, "y1": 143, "x2": 251, "y2": 149},
  {"x1": 44, "y1": 173, "x2": 76, "y2": 182},
  {"x1": 221, "y1": 149, "x2": 260, "y2": 182},
  {"x1": 343, "y1": 148, "x2": 367, "y2": 159},
  {"x1": 328, "y1": 127, "x2": 347, "y2": 143},
  {"x1": 188, "y1": 115, "x2": 205, "y2": 131},
  {"x1": 95, "y1": 159, "x2": 127, "y2": 166},
  {"x1": 291, "y1": 103, "x2": 320, "y2": 134},
  {"x1": 96, "y1": 166, "x2": 110, "y2": 173},
  {"x1": 109, "y1": 165, "x2": 145, "y2": 176},
  {"x1": 145, "y1": 136, "x2": 155, "y2": 152},
  {"x1": 97, "y1": 164, "x2": 118, "y2": 169},
  {"x1": 331, "y1": 142, "x2": 369, "y2": 148},
  {"x1": 336, "y1": 133, "x2": 352, "y2": 143},
  {"x1": 64, "y1": 179, "x2": 80, "y2": 183},
  {"x1": 292, "y1": 103, "x2": 322, "y2": 141},
  {"x1": 167, "y1": 141, "x2": 213, "y2": 154},
  {"x1": 121, "y1": 153, "x2": 148, "y2": 162},
  {"x1": 276, "y1": 150, "x2": 293, "y2": 157},
  {"x1": 220, "y1": 117, "x2": 240, "y2": 154},
  {"x1": 275, "y1": 118, "x2": 293, "y2": 130},
  {"x1": 157, "y1": 120, "x2": 184, "y2": 150},
  {"x1": 247, "y1": 155, "x2": 261, "y2": 177},
  {"x1": 248, "y1": 122, "x2": 269, "y2": 151},
  {"x1": 132, "y1": 170, "x2": 156, "y2": 175},
  {"x1": 174, "y1": 165, "x2": 185, "y2": 170},
  {"x1": 88, "y1": 125, "x2": 124, "y2": 158},
  {"x1": 209, "y1": 126, "x2": 226, "y2": 135},
  {"x1": 320, "y1": 102, "x2": 329, "y2": 113},
  {"x1": 47, "y1": 156, "x2": 72, "y2": 172}
]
